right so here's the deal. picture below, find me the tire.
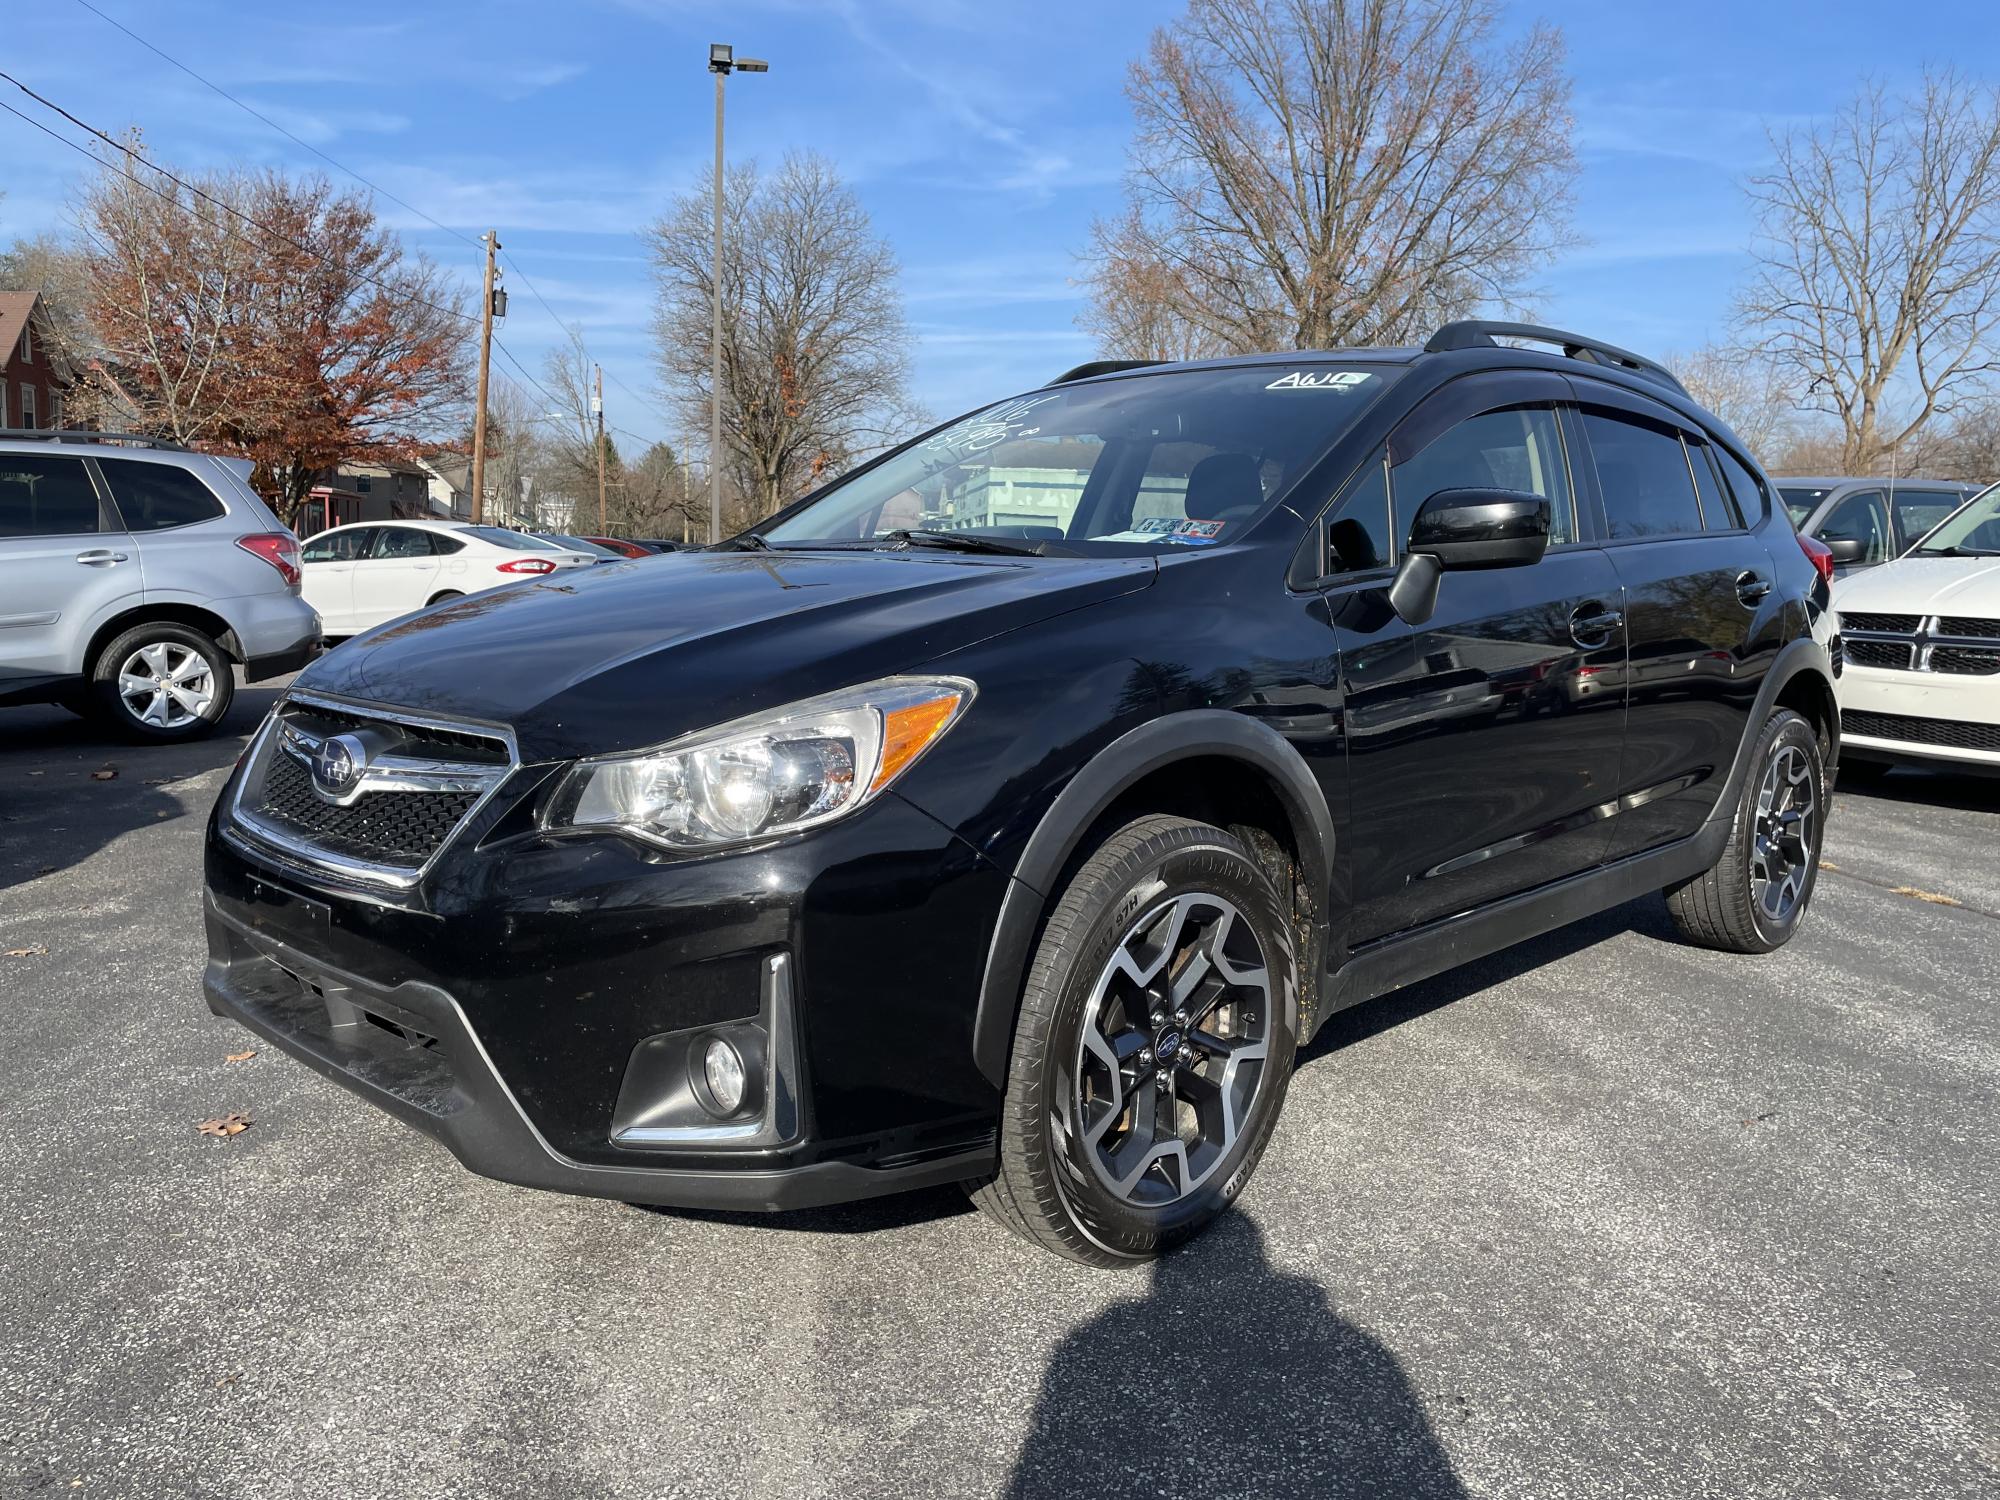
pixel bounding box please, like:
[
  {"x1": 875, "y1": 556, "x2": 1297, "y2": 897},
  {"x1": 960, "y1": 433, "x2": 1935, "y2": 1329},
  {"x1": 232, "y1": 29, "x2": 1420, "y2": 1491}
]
[
  {"x1": 1664, "y1": 708, "x2": 1825, "y2": 953},
  {"x1": 86, "y1": 622, "x2": 235, "y2": 743},
  {"x1": 426, "y1": 590, "x2": 464, "y2": 607},
  {"x1": 969, "y1": 815, "x2": 1300, "y2": 1268}
]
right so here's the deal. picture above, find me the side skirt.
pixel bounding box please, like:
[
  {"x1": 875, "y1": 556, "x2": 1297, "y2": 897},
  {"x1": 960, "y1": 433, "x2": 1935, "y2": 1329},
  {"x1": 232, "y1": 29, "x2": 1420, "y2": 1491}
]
[{"x1": 1315, "y1": 820, "x2": 1726, "y2": 1027}]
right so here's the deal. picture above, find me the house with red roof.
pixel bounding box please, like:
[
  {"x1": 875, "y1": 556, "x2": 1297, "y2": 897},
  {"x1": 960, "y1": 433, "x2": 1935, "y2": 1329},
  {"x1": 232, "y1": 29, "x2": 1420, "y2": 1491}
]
[{"x1": 0, "y1": 292, "x2": 73, "y2": 430}]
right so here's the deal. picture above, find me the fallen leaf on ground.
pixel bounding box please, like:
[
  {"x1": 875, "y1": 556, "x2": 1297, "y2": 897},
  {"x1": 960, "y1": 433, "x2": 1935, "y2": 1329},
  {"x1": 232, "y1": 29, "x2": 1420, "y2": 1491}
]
[
  {"x1": 26, "y1": 770, "x2": 43, "y2": 777},
  {"x1": 225, "y1": 1050, "x2": 256, "y2": 1063},
  {"x1": 90, "y1": 769, "x2": 117, "y2": 782},
  {"x1": 3, "y1": 944, "x2": 49, "y2": 959},
  {"x1": 196, "y1": 1112, "x2": 252, "y2": 1138},
  {"x1": 1891, "y1": 885, "x2": 1962, "y2": 907}
]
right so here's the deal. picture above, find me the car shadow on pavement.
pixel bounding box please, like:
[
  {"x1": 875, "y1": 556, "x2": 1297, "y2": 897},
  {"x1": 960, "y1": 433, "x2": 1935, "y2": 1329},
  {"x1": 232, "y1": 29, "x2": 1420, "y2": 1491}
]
[
  {"x1": 0, "y1": 682, "x2": 284, "y2": 892},
  {"x1": 1004, "y1": 1213, "x2": 1467, "y2": 1499},
  {"x1": 1302, "y1": 895, "x2": 1671, "y2": 1066},
  {"x1": 629, "y1": 1182, "x2": 978, "y2": 1237},
  {"x1": 1838, "y1": 765, "x2": 2000, "y2": 813}
]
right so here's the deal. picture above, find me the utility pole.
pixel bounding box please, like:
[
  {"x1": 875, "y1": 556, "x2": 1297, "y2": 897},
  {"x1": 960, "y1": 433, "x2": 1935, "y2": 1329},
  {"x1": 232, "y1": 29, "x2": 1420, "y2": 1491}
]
[
  {"x1": 708, "y1": 44, "x2": 767, "y2": 545},
  {"x1": 593, "y1": 364, "x2": 607, "y2": 534},
  {"x1": 470, "y1": 230, "x2": 500, "y2": 525}
]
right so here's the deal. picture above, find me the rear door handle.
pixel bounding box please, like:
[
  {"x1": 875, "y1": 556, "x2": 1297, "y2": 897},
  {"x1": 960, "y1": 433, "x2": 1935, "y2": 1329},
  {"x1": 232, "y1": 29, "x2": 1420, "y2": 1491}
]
[
  {"x1": 1569, "y1": 603, "x2": 1623, "y2": 646},
  {"x1": 1736, "y1": 571, "x2": 1772, "y2": 605},
  {"x1": 75, "y1": 549, "x2": 129, "y2": 566}
]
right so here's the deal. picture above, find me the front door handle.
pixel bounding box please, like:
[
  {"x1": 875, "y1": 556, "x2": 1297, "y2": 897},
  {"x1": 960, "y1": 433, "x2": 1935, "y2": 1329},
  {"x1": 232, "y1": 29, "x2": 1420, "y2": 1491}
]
[
  {"x1": 1736, "y1": 571, "x2": 1772, "y2": 606},
  {"x1": 1569, "y1": 603, "x2": 1623, "y2": 647},
  {"x1": 75, "y1": 549, "x2": 129, "y2": 566}
]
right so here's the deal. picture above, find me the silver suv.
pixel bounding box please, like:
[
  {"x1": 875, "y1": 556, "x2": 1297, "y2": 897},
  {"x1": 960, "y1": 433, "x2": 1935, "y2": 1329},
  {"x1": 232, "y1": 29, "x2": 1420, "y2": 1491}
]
[{"x1": 0, "y1": 431, "x2": 320, "y2": 741}]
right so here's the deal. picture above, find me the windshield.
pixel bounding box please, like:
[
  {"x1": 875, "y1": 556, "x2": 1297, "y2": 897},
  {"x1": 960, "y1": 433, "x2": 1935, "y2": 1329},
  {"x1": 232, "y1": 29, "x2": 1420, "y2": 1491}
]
[
  {"x1": 1910, "y1": 483, "x2": 2000, "y2": 556},
  {"x1": 1778, "y1": 487, "x2": 1830, "y2": 527},
  {"x1": 761, "y1": 364, "x2": 1400, "y2": 552},
  {"x1": 462, "y1": 525, "x2": 562, "y2": 552}
]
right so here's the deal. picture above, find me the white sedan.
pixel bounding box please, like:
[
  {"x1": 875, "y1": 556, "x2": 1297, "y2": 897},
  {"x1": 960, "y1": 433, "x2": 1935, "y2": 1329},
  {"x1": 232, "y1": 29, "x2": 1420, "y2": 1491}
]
[
  {"x1": 1834, "y1": 482, "x2": 2000, "y2": 774},
  {"x1": 299, "y1": 520, "x2": 601, "y2": 637}
]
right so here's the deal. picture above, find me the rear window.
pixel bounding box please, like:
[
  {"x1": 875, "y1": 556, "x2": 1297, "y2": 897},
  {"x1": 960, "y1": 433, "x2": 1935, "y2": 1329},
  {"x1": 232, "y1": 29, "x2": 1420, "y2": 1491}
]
[
  {"x1": 97, "y1": 458, "x2": 227, "y2": 531},
  {"x1": 0, "y1": 455, "x2": 100, "y2": 537},
  {"x1": 1582, "y1": 411, "x2": 1702, "y2": 539}
]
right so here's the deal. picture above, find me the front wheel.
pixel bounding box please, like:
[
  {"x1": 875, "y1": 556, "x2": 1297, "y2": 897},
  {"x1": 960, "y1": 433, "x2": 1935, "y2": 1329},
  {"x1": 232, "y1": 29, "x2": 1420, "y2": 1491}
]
[
  {"x1": 969, "y1": 816, "x2": 1299, "y2": 1267},
  {"x1": 1664, "y1": 708, "x2": 1825, "y2": 953}
]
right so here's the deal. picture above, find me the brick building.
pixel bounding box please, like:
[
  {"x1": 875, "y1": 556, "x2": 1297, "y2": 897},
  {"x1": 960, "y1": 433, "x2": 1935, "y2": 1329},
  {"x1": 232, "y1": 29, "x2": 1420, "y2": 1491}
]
[{"x1": 0, "y1": 292, "x2": 73, "y2": 429}]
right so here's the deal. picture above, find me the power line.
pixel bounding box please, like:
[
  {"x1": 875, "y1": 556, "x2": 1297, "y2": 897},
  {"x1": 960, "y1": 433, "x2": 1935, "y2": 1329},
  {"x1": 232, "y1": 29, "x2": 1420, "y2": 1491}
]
[
  {"x1": 68, "y1": 0, "x2": 481, "y2": 250},
  {"x1": 3, "y1": 68, "x2": 676, "y2": 448},
  {"x1": 0, "y1": 72, "x2": 479, "y2": 331}
]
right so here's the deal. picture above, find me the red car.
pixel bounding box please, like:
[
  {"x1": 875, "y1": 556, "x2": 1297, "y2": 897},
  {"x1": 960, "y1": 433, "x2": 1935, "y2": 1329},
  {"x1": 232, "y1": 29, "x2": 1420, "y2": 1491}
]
[{"x1": 580, "y1": 536, "x2": 660, "y2": 558}]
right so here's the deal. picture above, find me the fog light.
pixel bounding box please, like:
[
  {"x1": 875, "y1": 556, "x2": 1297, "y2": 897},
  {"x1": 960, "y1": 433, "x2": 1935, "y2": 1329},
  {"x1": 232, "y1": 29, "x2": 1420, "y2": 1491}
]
[{"x1": 702, "y1": 1037, "x2": 747, "y2": 1115}]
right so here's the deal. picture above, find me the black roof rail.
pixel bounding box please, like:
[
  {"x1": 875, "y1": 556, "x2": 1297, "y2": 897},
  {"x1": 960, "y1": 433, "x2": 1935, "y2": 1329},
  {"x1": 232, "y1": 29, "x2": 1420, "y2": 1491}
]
[
  {"x1": 0, "y1": 428, "x2": 190, "y2": 451},
  {"x1": 1049, "y1": 358, "x2": 1165, "y2": 385},
  {"x1": 1424, "y1": 321, "x2": 1688, "y2": 397}
]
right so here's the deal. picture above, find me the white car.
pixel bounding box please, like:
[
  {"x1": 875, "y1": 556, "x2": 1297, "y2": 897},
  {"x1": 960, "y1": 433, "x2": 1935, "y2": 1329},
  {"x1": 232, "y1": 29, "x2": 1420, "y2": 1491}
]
[
  {"x1": 1834, "y1": 482, "x2": 2000, "y2": 774},
  {"x1": 299, "y1": 520, "x2": 600, "y2": 637}
]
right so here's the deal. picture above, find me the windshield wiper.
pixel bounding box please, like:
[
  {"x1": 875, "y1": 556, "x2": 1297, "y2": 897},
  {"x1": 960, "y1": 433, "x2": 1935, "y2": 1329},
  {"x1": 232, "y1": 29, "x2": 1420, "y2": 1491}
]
[
  {"x1": 712, "y1": 531, "x2": 773, "y2": 551},
  {"x1": 878, "y1": 528, "x2": 1060, "y2": 556},
  {"x1": 1919, "y1": 545, "x2": 2000, "y2": 558}
]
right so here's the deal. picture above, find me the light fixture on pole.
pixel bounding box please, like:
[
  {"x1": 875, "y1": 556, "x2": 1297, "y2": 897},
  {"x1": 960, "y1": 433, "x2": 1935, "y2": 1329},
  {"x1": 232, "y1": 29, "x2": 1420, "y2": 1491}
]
[{"x1": 708, "y1": 42, "x2": 768, "y2": 546}]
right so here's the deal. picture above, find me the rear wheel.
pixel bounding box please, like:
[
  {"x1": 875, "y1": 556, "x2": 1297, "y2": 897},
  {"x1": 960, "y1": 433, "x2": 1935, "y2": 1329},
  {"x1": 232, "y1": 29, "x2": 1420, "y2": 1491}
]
[
  {"x1": 969, "y1": 816, "x2": 1299, "y2": 1267},
  {"x1": 1664, "y1": 708, "x2": 1824, "y2": 953},
  {"x1": 86, "y1": 623, "x2": 235, "y2": 742},
  {"x1": 426, "y1": 590, "x2": 464, "y2": 607}
]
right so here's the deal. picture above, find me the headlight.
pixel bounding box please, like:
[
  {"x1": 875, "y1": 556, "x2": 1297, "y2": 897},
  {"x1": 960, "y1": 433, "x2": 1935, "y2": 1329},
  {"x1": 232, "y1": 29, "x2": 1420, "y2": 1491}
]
[{"x1": 544, "y1": 676, "x2": 975, "y2": 851}]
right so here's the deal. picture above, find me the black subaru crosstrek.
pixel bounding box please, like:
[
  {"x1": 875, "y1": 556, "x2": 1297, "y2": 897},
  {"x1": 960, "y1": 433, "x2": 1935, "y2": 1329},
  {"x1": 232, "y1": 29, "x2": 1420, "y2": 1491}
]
[{"x1": 203, "y1": 322, "x2": 1840, "y2": 1267}]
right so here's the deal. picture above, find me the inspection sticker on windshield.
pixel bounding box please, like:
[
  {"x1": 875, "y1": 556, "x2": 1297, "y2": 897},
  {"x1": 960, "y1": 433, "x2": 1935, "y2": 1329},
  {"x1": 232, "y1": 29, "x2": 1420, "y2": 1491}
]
[
  {"x1": 1099, "y1": 517, "x2": 1226, "y2": 545},
  {"x1": 1266, "y1": 370, "x2": 1372, "y2": 391}
]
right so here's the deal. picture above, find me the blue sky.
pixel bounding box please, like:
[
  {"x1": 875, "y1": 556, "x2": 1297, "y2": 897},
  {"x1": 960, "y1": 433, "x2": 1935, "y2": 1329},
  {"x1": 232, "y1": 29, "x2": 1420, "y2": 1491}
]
[{"x1": 5, "y1": 0, "x2": 1997, "y2": 457}]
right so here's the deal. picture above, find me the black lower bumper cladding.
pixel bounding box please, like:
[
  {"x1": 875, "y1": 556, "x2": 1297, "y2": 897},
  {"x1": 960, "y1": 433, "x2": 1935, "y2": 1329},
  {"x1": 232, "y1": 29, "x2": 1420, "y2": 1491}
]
[{"x1": 201, "y1": 895, "x2": 990, "y2": 1211}]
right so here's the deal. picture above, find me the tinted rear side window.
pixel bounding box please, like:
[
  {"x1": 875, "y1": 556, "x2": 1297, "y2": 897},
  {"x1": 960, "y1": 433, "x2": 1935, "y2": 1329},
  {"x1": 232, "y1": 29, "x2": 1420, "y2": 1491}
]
[
  {"x1": 1584, "y1": 412, "x2": 1701, "y2": 539},
  {"x1": 0, "y1": 455, "x2": 100, "y2": 537},
  {"x1": 1715, "y1": 449, "x2": 1771, "y2": 526},
  {"x1": 98, "y1": 459, "x2": 227, "y2": 531},
  {"x1": 369, "y1": 527, "x2": 436, "y2": 558},
  {"x1": 1686, "y1": 439, "x2": 1741, "y2": 529}
]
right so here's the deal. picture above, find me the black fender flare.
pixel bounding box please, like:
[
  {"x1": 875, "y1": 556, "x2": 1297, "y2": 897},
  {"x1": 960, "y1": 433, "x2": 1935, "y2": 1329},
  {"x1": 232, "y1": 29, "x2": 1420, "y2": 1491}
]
[
  {"x1": 1709, "y1": 634, "x2": 1839, "y2": 831},
  {"x1": 970, "y1": 710, "x2": 1337, "y2": 1088}
]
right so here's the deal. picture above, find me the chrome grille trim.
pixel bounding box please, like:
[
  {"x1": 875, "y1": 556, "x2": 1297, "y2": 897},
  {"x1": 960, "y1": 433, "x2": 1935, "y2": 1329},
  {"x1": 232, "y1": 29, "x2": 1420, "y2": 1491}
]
[
  {"x1": 1839, "y1": 614, "x2": 2000, "y2": 675},
  {"x1": 225, "y1": 691, "x2": 521, "y2": 892}
]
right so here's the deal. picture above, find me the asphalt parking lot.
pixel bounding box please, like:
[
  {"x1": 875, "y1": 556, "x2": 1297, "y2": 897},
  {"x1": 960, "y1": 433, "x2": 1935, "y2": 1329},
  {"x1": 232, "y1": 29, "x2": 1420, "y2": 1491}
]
[{"x1": 1, "y1": 683, "x2": 1995, "y2": 1499}]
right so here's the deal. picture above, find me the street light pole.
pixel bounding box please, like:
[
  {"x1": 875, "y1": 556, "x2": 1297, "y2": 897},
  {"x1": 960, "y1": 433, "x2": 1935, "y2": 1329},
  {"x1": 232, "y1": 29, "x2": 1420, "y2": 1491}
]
[{"x1": 707, "y1": 43, "x2": 767, "y2": 546}]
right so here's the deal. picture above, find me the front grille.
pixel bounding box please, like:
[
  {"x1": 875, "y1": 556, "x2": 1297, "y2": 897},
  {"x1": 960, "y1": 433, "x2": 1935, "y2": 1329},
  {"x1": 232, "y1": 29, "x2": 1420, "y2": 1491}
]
[
  {"x1": 1845, "y1": 639, "x2": 1913, "y2": 670},
  {"x1": 1841, "y1": 612, "x2": 1922, "y2": 633},
  {"x1": 254, "y1": 753, "x2": 478, "y2": 868},
  {"x1": 1930, "y1": 645, "x2": 2000, "y2": 675},
  {"x1": 230, "y1": 694, "x2": 516, "y2": 883},
  {"x1": 1939, "y1": 616, "x2": 2000, "y2": 640},
  {"x1": 1843, "y1": 710, "x2": 2000, "y2": 752}
]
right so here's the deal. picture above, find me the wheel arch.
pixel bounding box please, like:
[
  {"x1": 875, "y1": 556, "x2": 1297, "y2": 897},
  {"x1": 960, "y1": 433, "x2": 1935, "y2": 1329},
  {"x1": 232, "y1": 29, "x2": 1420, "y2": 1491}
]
[
  {"x1": 85, "y1": 603, "x2": 244, "y2": 673},
  {"x1": 971, "y1": 710, "x2": 1337, "y2": 1088}
]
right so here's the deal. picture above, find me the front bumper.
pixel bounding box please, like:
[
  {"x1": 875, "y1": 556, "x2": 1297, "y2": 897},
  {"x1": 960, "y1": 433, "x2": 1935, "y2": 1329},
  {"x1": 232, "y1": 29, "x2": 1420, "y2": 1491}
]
[
  {"x1": 1838, "y1": 662, "x2": 2000, "y2": 767},
  {"x1": 202, "y1": 766, "x2": 1010, "y2": 1209},
  {"x1": 203, "y1": 884, "x2": 995, "y2": 1210}
]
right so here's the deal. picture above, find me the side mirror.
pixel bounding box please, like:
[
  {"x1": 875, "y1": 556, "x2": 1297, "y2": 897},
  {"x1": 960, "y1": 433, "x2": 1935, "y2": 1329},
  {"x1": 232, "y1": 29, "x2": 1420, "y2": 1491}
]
[
  {"x1": 1823, "y1": 537, "x2": 1866, "y2": 564},
  {"x1": 1387, "y1": 488, "x2": 1551, "y2": 626}
]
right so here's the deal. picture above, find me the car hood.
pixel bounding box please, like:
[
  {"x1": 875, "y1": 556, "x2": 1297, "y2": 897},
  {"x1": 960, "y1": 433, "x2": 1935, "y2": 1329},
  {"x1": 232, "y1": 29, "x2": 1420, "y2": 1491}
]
[
  {"x1": 293, "y1": 548, "x2": 1156, "y2": 761},
  {"x1": 1835, "y1": 555, "x2": 2000, "y2": 620}
]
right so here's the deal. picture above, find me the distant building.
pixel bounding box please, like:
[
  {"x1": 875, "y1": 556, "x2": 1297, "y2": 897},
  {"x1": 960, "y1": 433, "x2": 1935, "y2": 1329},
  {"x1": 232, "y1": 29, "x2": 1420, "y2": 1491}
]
[{"x1": 0, "y1": 292, "x2": 73, "y2": 430}]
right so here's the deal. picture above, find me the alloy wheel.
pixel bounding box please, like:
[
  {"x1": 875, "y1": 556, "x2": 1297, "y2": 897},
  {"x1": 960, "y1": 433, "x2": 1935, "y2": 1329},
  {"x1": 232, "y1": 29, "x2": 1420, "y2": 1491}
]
[
  {"x1": 1071, "y1": 892, "x2": 1273, "y2": 1208},
  {"x1": 1751, "y1": 741, "x2": 1817, "y2": 923},
  {"x1": 117, "y1": 642, "x2": 216, "y2": 730}
]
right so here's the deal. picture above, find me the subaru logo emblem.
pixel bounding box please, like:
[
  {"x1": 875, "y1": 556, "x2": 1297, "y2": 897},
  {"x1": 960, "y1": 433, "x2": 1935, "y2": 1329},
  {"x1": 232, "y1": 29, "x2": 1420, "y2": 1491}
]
[
  {"x1": 1155, "y1": 1028, "x2": 1183, "y2": 1062},
  {"x1": 311, "y1": 733, "x2": 366, "y2": 800}
]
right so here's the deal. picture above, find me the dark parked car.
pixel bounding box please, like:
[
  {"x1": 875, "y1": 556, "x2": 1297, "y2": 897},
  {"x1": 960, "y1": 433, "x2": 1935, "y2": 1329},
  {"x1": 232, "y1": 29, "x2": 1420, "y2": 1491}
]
[
  {"x1": 1777, "y1": 476, "x2": 1983, "y2": 575},
  {"x1": 201, "y1": 322, "x2": 1840, "y2": 1266}
]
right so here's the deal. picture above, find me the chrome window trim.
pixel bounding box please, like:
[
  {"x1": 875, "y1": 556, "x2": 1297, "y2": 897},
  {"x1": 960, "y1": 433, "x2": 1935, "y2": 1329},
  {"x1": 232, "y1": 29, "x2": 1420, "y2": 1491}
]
[{"x1": 225, "y1": 690, "x2": 522, "y2": 892}]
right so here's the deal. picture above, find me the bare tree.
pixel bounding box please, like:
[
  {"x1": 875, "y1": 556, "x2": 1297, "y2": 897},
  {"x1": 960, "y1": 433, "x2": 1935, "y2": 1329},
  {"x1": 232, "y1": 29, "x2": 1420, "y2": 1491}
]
[
  {"x1": 1666, "y1": 344, "x2": 1801, "y2": 458},
  {"x1": 1737, "y1": 71, "x2": 2000, "y2": 475},
  {"x1": 1081, "y1": 0, "x2": 1577, "y2": 358},
  {"x1": 647, "y1": 151, "x2": 921, "y2": 518}
]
